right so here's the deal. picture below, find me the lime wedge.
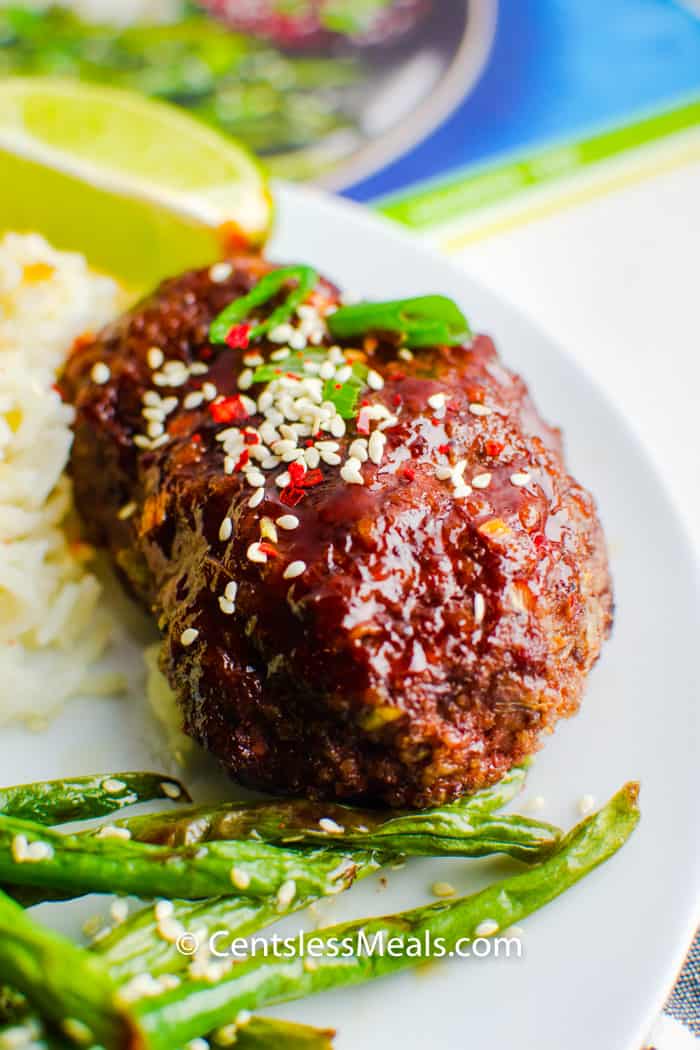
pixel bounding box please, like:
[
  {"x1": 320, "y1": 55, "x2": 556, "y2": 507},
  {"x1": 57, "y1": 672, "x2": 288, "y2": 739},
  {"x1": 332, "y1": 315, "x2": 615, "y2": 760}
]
[{"x1": 0, "y1": 77, "x2": 273, "y2": 289}]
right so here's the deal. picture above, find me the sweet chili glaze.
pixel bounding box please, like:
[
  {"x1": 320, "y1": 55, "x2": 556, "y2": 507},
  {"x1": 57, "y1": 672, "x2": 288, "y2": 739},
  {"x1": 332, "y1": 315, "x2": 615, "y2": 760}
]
[{"x1": 61, "y1": 258, "x2": 612, "y2": 807}]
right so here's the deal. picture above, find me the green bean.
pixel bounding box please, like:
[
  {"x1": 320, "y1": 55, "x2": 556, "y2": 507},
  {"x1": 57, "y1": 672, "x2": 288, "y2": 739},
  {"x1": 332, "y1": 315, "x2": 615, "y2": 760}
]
[
  {"x1": 0, "y1": 773, "x2": 189, "y2": 826},
  {"x1": 111, "y1": 764, "x2": 532, "y2": 851},
  {"x1": 133, "y1": 784, "x2": 640, "y2": 1050},
  {"x1": 0, "y1": 812, "x2": 372, "y2": 903},
  {"x1": 0, "y1": 890, "x2": 132, "y2": 1050}
]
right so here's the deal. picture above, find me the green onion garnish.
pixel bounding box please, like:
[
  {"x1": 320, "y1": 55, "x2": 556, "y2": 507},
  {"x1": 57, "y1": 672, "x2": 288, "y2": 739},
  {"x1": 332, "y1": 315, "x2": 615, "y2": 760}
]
[
  {"x1": 323, "y1": 362, "x2": 368, "y2": 419},
  {"x1": 328, "y1": 295, "x2": 471, "y2": 348},
  {"x1": 210, "y1": 265, "x2": 318, "y2": 345}
]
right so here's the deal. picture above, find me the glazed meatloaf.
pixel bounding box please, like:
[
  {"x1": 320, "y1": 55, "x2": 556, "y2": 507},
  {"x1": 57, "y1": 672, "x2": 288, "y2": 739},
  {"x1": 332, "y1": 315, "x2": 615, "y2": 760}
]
[{"x1": 61, "y1": 257, "x2": 612, "y2": 808}]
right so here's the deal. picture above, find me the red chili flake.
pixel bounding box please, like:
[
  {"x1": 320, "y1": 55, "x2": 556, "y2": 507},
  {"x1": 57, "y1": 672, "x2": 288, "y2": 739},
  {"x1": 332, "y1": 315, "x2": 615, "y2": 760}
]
[
  {"x1": 361, "y1": 399, "x2": 369, "y2": 407},
  {"x1": 243, "y1": 430, "x2": 260, "y2": 445},
  {"x1": 447, "y1": 399, "x2": 460, "y2": 412},
  {"x1": 401, "y1": 467, "x2": 416, "y2": 481},
  {"x1": 258, "y1": 542, "x2": 279, "y2": 558},
  {"x1": 288, "y1": 461, "x2": 306, "y2": 485},
  {"x1": 431, "y1": 417, "x2": 440, "y2": 426},
  {"x1": 280, "y1": 487, "x2": 306, "y2": 507},
  {"x1": 533, "y1": 533, "x2": 546, "y2": 549},
  {"x1": 305, "y1": 439, "x2": 314, "y2": 448},
  {"x1": 199, "y1": 346, "x2": 213, "y2": 360},
  {"x1": 300, "y1": 468, "x2": 323, "y2": 488},
  {"x1": 393, "y1": 371, "x2": 406, "y2": 381},
  {"x1": 209, "y1": 396, "x2": 248, "y2": 424},
  {"x1": 334, "y1": 383, "x2": 342, "y2": 390},
  {"x1": 392, "y1": 393, "x2": 402, "y2": 407},
  {"x1": 225, "y1": 323, "x2": 250, "y2": 350},
  {"x1": 485, "y1": 440, "x2": 504, "y2": 457},
  {"x1": 191, "y1": 433, "x2": 202, "y2": 444},
  {"x1": 234, "y1": 449, "x2": 250, "y2": 472},
  {"x1": 438, "y1": 443, "x2": 450, "y2": 455}
]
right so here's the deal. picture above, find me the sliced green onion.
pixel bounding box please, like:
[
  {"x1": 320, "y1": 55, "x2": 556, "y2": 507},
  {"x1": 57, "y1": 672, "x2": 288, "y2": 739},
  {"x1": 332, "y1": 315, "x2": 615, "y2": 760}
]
[
  {"x1": 322, "y1": 362, "x2": 368, "y2": 419},
  {"x1": 328, "y1": 295, "x2": 471, "y2": 348},
  {"x1": 210, "y1": 265, "x2": 318, "y2": 345}
]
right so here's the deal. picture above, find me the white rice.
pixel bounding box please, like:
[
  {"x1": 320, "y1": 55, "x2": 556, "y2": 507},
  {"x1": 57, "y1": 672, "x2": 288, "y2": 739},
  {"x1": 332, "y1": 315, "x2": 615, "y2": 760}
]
[{"x1": 0, "y1": 232, "x2": 121, "y2": 726}]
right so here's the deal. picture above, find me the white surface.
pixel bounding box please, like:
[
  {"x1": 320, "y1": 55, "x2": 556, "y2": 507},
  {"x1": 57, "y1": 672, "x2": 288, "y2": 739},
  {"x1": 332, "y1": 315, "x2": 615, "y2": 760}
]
[{"x1": 3, "y1": 182, "x2": 700, "y2": 1050}]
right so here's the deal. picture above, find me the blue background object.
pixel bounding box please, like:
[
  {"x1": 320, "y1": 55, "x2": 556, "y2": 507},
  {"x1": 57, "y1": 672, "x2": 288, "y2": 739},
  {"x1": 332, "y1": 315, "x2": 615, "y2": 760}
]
[{"x1": 347, "y1": 0, "x2": 700, "y2": 203}]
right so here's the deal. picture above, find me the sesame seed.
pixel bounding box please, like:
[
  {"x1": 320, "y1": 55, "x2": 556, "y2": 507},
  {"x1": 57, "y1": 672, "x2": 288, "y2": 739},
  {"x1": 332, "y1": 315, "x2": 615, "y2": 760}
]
[
  {"x1": 102, "y1": 778, "x2": 126, "y2": 794},
  {"x1": 118, "y1": 501, "x2": 137, "y2": 521},
  {"x1": 11, "y1": 835, "x2": 28, "y2": 862},
  {"x1": 219, "y1": 517, "x2": 233, "y2": 542},
  {"x1": 319, "y1": 817, "x2": 344, "y2": 834},
  {"x1": 91, "y1": 362, "x2": 110, "y2": 384},
  {"x1": 150, "y1": 434, "x2": 169, "y2": 449},
  {"x1": 304, "y1": 446, "x2": 320, "y2": 468},
  {"x1": 181, "y1": 628, "x2": 200, "y2": 647},
  {"x1": 154, "y1": 899, "x2": 174, "y2": 921},
  {"x1": 475, "y1": 919, "x2": 499, "y2": 937},
  {"x1": 142, "y1": 406, "x2": 165, "y2": 422},
  {"x1": 578, "y1": 793, "x2": 596, "y2": 816},
  {"x1": 276, "y1": 879, "x2": 297, "y2": 910},
  {"x1": 367, "y1": 369, "x2": 384, "y2": 390},
  {"x1": 184, "y1": 391, "x2": 204, "y2": 410},
  {"x1": 276, "y1": 514, "x2": 299, "y2": 531},
  {"x1": 246, "y1": 470, "x2": 265, "y2": 488},
  {"x1": 398, "y1": 347, "x2": 414, "y2": 361},
  {"x1": 289, "y1": 331, "x2": 306, "y2": 351},
  {"x1": 189, "y1": 362, "x2": 209, "y2": 376},
  {"x1": 96, "y1": 825, "x2": 131, "y2": 841},
  {"x1": 147, "y1": 347, "x2": 164, "y2": 369},
  {"x1": 510, "y1": 472, "x2": 531, "y2": 487},
  {"x1": 275, "y1": 471, "x2": 292, "y2": 488},
  {"x1": 368, "y1": 431, "x2": 386, "y2": 464},
  {"x1": 428, "y1": 392, "x2": 447, "y2": 411},
  {"x1": 225, "y1": 581, "x2": 238, "y2": 602},
  {"x1": 238, "y1": 369, "x2": 254, "y2": 391},
  {"x1": 330, "y1": 416, "x2": 346, "y2": 438},
  {"x1": 349, "y1": 439, "x2": 369, "y2": 462},
  {"x1": 224, "y1": 456, "x2": 235, "y2": 475},
  {"x1": 236, "y1": 1011, "x2": 252, "y2": 1027},
  {"x1": 270, "y1": 347, "x2": 290, "y2": 362},
  {"x1": 431, "y1": 881, "x2": 456, "y2": 898},
  {"x1": 472, "y1": 472, "x2": 492, "y2": 489},
  {"x1": 134, "y1": 434, "x2": 152, "y2": 448},
  {"x1": 320, "y1": 451, "x2": 341, "y2": 466},
  {"x1": 231, "y1": 867, "x2": 251, "y2": 890},
  {"x1": 202, "y1": 382, "x2": 217, "y2": 401},
  {"x1": 147, "y1": 421, "x2": 164, "y2": 438},
  {"x1": 243, "y1": 352, "x2": 264, "y2": 366},
  {"x1": 157, "y1": 917, "x2": 185, "y2": 944},
  {"x1": 259, "y1": 517, "x2": 278, "y2": 542},
  {"x1": 269, "y1": 323, "x2": 294, "y2": 343},
  {"x1": 469, "y1": 403, "x2": 492, "y2": 417},
  {"x1": 209, "y1": 261, "x2": 233, "y2": 283},
  {"x1": 161, "y1": 781, "x2": 182, "y2": 800},
  {"x1": 340, "y1": 463, "x2": 363, "y2": 485},
  {"x1": 474, "y1": 593, "x2": 486, "y2": 624},
  {"x1": 218, "y1": 597, "x2": 235, "y2": 615},
  {"x1": 435, "y1": 466, "x2": 453, "y2": 481},
  {"x1": 248, "y1": 488, "x2": 264, "y2": 508},
  {"x1": 161, "y1": 397, "x2": 178, "y2": 414},
  {"x1": 247, "y1": 542, "x2": 267, "y2": 564},
  {"x1": 142, "y1": 390, "x2": 160, "y2": 406},
  {"x1": 283, "y1": 560, "x2": 306, "y2": 580},
  {"x1": 110, "y1": 899, "x2": 129, "y2": 924}
]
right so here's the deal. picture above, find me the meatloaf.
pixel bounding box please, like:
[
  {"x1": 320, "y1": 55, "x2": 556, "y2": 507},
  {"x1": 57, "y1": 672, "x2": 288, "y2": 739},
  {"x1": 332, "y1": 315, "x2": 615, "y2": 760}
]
[{"x1": 60, "y1": 257, "x2": 613, "y2": 807}]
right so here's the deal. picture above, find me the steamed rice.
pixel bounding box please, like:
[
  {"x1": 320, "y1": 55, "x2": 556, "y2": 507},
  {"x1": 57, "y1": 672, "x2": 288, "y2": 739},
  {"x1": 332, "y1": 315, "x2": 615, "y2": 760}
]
[{"x1": 0, "y1": 232, "x2": 121, "y2": 725}]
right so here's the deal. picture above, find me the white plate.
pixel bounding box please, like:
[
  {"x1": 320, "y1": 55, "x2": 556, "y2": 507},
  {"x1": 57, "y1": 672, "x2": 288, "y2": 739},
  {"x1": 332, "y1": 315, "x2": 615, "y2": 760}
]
[{"x1": 3, "y1": 183, "x2": 700, "y2": 1050}]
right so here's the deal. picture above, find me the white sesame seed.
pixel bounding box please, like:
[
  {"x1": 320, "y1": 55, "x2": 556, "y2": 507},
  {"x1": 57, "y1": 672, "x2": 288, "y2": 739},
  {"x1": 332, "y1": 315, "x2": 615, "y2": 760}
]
[
  {"x1": 435, "y1": 466, "x2": 453, "y2": 480},
  {"x1": 475, "y1": 919, "x2": 499, "y2": 937},
  {"x1": 238, "y1": 369, "x2": 254, "y2": 391},
  {"x1": 161, "y1": 781, "x2": 182, "y2": 800},
  {"x1": 269, "y1": 323, "x2": 294, "y2": 343},
  {"x1": 240, "y1": 395, "x2": 257, "y2": 415},
  {"x1": 304, "y1": 446, "x2": 320, "y2": 468},
  {"x1": 184, "y1": 391, "x2": 204, "y2": 410},
  {"x1": 161, "y1": 397, "x2": 179, "y2": 414},
  {"x1": 219, "y1": 517, "x2": 233, "y2": 542},
  {"x1": 247, "y1": 542, "x2": 267, "y2": 564},
  {"x1": 330, "y1": 416, "x2": 346, "y2": 438},
  {"x1": 225, "y1": 581, "x2": 238, "y2": 602},
  {"x1": 102, "y1": 778, "x2": 126, "y2": 794},
  {"x1": 431, "y1": 881, "x2": 456, "y2": 898},
  {"x1": 510, "y1": 472, "x2": 531, "y2": 487},
  {"x1": 96, "y1": 825, "x2": 132, "y2": 841},
  {"x1": 270, "y1": 347, "x2": 290, "y2": 362},
  {"x1": 474, "y1": 593, "x2": 486, "y2": 624},
  {"x1": 248, "y1": 488, "x2": 265, "y2": 508},
  {"x1": 368, "y1": 431, "x2": 386, "y2": 464},
  {"x1": 283, "y1": 560, "x2": 306, "y2": 580},
  {"x1": 154, "y1": 899, "x2": 174, "y2": 921},
  {"x1": 276, "y1": 514, "x2": 299, "y2": 531},
  {"x1": 202, "y1": 382, "x2": 218, "y2": 401},
  {"x1": 472, "y1": 472, "x2": 492, "y2": 489},
  {"x1": 91, "y1": 362, "x2": 110, "y2": 384},
  {"x1": 340, "y1": 463, "x2": 363, "y2": 485},
  {"x1": 218, "y1": 597, "x2": 235, "y2": 615},
  {"x1": 276, "y1": 879, "x2": 297, "y2": 910},
  {"x1": 25, "y1": 840, "x2": 54, "y2": 862},
  {"x1": 142, "y1": 406, "x2": 165, "y2": 422},
  {"x1": 209, "y1": 261, "x2": 233, "y2": 283},
  {"x1": 578, "y1": 793, "x2": 596, "y2": 816},
  {"x1": 320, "y1": 451, "x2": 341, "y2": 466},
  {"x1": 157, "y1": 917, "x2": 185, "y2": 944},
  {"x1": 118, "y1": 501, "x2": 137, "y2": 521},
  {"x1": 349, "y1": 439, "x2": 369, "y2": 462},
  {"x1": 147, "y1": 347, "x2": 164, "y2": 369},
  {"x1": 453, "y1": 484, "x2": 472, "y2": 499},
  {"x1": 261, "y1": 456, "x2": 280, "y2": 470},
  {"x1": 246, "y1": 470, "x2": 265, "y2": 488},
  {"x1": 142, "y1": 390, "x2": 160, "y2": 406},
  {"x1": 181, "y1": 628, "x2": 200, "y2": 647},
  {"x1": 428, "y1": 392, "x2": 447, "y2": 411},
  {"x1": 275, "y1": 471, "x2": 292, "y2": 488},
  {"x1": 469, "y1": 403, "x2": 492, "y2": 417},
  {"x1": 11, "y1": 835, "x2": 27, "y2": 862},
  {"x1": 260, "y1": 517, "x2": 278, "y2": 542},
  {"x1": 335, "y1": 365, "x2": 352, "y2": 383},
  {"x1": 147, "y1": 421, "x2": 164, "y2": 438},
  {"x1": 398, "y1": 347, "x2": 414, "y2": 361},
  {"x1": 150, "y1": 434, "x2": 169, "y2": 449},
  {"x1": 289, "y1": 331, "x2": 306, "y2": 351},
  {"x1": 110, "y1": 899, "x2": 129, "y2": 924},
  {"x1": 236, "y1": 1010, "x2": 252, "y2": 1027},
  {"x1": 231, "y1": 867, "x2": 251, "y2": 890},
  {"x1": 224, "y1": 456, "x2": 235, "y2": 475},
  {"x1": 319, "y1": 817, "x2": 344, "y2": 834},
  {"x1": 367, "y1": 369, "x2": 384, "y2": 390},
  {"x1": 189, "y1": 362, "x2": 209, "y2": 376}
]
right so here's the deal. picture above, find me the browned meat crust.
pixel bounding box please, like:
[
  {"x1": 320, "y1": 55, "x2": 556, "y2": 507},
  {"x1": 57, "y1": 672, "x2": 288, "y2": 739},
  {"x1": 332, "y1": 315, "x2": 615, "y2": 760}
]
[{"x1": 60, "y1": 258, "x2": 613, "y2": 807}]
